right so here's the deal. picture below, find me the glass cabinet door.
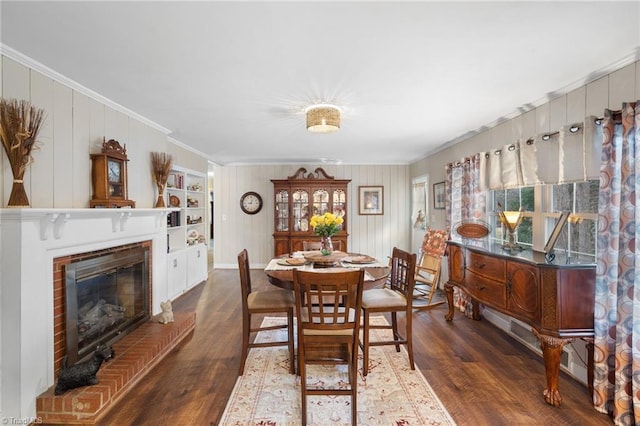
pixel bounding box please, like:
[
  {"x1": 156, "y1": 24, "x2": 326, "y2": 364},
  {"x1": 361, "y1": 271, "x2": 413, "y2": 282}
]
[
  {"x1": 333, "y1": 189, "x2": 346, "y2": 216},
  {"x1": 275, "y1": 189, "x2": 289, "y2": 231},
  {"x1": 292, "y1": 189, "x2": 309, "y2": 232},
  {"x1": 313, "y1": 189, "x2": 330, "y2": 217}
]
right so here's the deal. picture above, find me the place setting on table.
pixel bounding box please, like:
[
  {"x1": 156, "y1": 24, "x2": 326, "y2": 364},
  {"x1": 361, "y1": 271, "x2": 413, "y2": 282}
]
[{"x1": 264, "y1": 250, "x2": 390, "y2": 290}]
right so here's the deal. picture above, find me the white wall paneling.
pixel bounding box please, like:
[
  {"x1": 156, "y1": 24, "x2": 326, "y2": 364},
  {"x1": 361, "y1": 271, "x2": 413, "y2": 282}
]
[
  {"x1": 609, "y1": 63, "x2": 636, "y2": 108},
  {"x1": 213, "y1": 163, "x2": 411, "y2": 269},
  {"x1": 29, "y1": 71, "x2": 55, "y2": 208},
  {"x1": 52, "y1": 82, "x2": 74, "y2": 208},
  {"x1": 507, "y1": 114, "x2": 523, "y2": 142},
  {"x1": 535, "y1": 102, "x2": 550, "y2": 135},
  {"x1": 566, "y1": 86, "x2": 587, "y2": 124},
  {"x1": 549, "y1": 94, "x2": 567, "y2": 131},
  {"x1": 586, "y1": 75, "x2": 608, "y2": 117},
  {"x1": 72, "y1": 92, "x2": 91, "y2": 208}
]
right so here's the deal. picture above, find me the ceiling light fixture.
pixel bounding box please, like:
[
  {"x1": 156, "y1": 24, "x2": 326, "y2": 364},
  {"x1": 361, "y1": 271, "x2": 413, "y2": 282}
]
[{"x1": 305, "y1": 104, "x2": 340, "y2": 133}]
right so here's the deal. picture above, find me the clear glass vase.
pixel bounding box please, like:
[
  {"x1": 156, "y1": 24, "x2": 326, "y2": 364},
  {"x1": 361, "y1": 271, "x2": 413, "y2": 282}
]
[{"x1": 321, "y1": 236, "x2": 334, "y2": 255}]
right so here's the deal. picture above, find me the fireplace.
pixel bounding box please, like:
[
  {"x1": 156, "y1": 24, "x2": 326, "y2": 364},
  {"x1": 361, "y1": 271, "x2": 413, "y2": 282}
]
[
  {"x1": 0, "y1": 208, "x2": 187, "y2": 421},
  {"x1": 64, "y1": 246, "x2": 150, "y2": 365}
]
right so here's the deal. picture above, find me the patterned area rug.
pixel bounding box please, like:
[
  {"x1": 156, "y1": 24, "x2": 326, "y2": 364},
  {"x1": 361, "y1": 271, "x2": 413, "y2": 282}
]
[{"x1": 219, "y1": 316, "x2": 456, "y2": 425}]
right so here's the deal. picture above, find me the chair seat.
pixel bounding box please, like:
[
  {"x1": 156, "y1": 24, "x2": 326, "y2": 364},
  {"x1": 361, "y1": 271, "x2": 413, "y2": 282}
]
[
  {"x1": 247, "y1": 289, "x2": 294, "y2": 310},
  {"x1": 362, "y1": 288, "x2": 407, "y2": 309}
]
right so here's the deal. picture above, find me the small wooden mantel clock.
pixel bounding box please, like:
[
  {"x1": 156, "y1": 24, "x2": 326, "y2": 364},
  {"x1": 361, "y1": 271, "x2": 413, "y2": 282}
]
[{"x1": 90, "y1": 138, "x2": 136, "y2": 208}]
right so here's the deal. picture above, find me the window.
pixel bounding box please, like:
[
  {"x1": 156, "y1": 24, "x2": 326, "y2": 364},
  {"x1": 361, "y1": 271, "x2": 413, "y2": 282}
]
[
  {"x1": 545, "y1": 180, "x2": 598, "y2": 259},
  {"x1": 489, "y1": 180, "x2": 598, "y2": 258}
]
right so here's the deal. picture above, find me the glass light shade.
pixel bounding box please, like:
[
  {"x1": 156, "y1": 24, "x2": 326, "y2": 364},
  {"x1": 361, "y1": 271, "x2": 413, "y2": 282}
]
[
  {"x1": 502, "y1": 211, "x2": 521, "y2": 230},
  {"x1": 500, "y1": 211, "x2": 522, "y2": 250},
  {"x1": 306, "y1": 105, "x2": 340, "y2": 133}
]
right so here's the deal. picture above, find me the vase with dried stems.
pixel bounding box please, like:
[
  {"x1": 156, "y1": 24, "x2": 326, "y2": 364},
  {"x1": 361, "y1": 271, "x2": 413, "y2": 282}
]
[
  {"x1": 0, "y1": 98, "x2": 46, "y2": 207},
  {"x1": 151, "y1": 152, "x2": 173, "y2": 208}
]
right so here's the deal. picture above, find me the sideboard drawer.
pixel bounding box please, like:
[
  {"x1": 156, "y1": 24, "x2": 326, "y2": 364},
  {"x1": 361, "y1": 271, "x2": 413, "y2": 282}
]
[
  {"x1": 465, "y1": 271, "x2": 506, "y2": 308},
  {"x1": 467, "y1": 251, "x2": 506, "y2": 281}
]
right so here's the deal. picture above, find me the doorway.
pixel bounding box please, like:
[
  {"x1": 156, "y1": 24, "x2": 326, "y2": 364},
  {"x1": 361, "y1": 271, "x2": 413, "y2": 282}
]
[
  {"x1": 411, "y1": 176, "x2": 429, "y2": 253},
  {"x1": 208, "y1": 162, "x2": 215, "y2": 271}
]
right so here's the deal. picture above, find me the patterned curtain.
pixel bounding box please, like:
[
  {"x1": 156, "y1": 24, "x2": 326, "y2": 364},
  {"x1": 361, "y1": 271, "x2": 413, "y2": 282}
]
[
  {"x1": 445, "y1": 153, "x2": 486, "y2": 231},
  {"x1": 593, "y1": 101, "x2": 640, "y2": 425},
  {"x1": 445, "y1": 153, "x2": 486, "y2": 316}
]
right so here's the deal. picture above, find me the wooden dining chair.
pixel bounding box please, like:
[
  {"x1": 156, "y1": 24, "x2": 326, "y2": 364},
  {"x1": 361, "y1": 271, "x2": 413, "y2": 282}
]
[
  {"x1": 413, "y1": 227, "x2": 449, "y2": 309},
  {"x1": 361, "y1": 247, "x2": 417, "y2": 376},
  {"x1": 302, "y1": 240, "x2": 342, "y2": 251},
  {"x1": 302, "y1": 240, "x2": 323, "y2": 251},
  {"x1": 293, "y1": 268, "x2": 365, "y2": 426},
  {"x1": 237, "y1": 249, "x2": 295, "y2": 376}
]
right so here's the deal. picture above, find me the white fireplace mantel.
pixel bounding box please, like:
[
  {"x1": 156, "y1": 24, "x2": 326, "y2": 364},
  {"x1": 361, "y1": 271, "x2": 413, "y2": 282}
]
[{"x1": 0, "y1": 208, "x2": 174, "y2": 420}]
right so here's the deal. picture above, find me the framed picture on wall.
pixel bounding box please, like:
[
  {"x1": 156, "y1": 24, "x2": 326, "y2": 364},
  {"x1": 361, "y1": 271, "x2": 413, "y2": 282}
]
[
  {"x1": 433, "y1": 181, "x2": 445, "y2": 210},
  {"x1": 358, "y1": 186, "x2": 384, "y2": 215}
]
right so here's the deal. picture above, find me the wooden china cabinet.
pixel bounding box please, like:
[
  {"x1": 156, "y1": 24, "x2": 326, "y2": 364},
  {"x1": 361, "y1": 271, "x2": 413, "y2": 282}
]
[{"x1": 271, "y1": 167, "x2": 350, "y2": 257}]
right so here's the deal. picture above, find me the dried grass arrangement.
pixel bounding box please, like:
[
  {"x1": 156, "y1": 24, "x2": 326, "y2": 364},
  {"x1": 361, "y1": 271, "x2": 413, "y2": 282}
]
[
  {"x1": 0, "y1": 98, "x2": 46, "y2": 207},
  {"x1": 151, "y1": 152, "x2": 173, "y2": 208}
]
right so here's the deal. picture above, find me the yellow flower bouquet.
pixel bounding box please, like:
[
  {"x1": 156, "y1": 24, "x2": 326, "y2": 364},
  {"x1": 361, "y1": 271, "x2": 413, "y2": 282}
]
[
  {"x1": 309, "y1": 212, "x2": 344, "y2": 237},
  {"x1": 309, "y1": 212, "x2": 344, "y2": 255}
]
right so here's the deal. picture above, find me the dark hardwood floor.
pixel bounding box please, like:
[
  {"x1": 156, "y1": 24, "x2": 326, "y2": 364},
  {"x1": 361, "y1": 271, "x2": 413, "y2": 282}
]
[{"x1": 98, "y1": 268, "x2": 611, "y2": 425}]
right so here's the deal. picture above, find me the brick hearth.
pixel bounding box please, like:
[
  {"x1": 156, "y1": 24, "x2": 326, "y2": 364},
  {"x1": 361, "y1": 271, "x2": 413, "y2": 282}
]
[{"x1": 36, "y1": 312, "x2": 196, "y2": 424}]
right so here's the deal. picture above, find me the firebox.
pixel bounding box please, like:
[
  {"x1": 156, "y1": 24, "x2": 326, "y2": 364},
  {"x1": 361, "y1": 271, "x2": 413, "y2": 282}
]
[{"x1": 64, "y1": 246, "x2": 150, "y2": 365}]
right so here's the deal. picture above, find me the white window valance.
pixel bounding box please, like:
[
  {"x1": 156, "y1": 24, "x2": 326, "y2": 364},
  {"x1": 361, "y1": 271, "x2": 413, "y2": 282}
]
[{"x1": 478, "y1": 117, "x2": 600, "y2": 190}]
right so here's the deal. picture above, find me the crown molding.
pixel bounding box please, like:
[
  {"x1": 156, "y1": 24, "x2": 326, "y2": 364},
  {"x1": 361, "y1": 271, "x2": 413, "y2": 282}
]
[
  {"x1": 167, "y1": 136, "x2": 218, "y2": 165},
  {"x1": 0, "y1": 43, "x2": 171, "y2": 135}
]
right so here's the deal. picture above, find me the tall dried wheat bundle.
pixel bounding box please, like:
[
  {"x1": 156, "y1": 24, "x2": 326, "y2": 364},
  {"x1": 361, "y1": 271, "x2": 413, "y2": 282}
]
[
  {"x1": 0, "y1": 98, "x2": 46, "y2": 207},
  {"x1": 151, "y1": 152, "x2": 173, "y2": 207}
]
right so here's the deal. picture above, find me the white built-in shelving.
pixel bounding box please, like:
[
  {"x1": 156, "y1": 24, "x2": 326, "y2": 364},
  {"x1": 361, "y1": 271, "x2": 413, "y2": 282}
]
[{"x1": 165, "y1": 166, "x2": 208, "y2": 299}]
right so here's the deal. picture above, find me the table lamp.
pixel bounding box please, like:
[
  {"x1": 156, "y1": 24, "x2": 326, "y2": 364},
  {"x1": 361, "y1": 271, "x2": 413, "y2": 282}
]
[{"x1": 497, "y1": 204, "x2": 524, "y2": 251}]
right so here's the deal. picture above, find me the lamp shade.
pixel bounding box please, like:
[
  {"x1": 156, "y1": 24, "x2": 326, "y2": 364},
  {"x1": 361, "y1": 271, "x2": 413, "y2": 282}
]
[
  {"x1": 502, "y1": 211, "x2": 522, "y2": 228},
  {"x1": 306, "y1": 105, "x2": 340, "y2": 133}
]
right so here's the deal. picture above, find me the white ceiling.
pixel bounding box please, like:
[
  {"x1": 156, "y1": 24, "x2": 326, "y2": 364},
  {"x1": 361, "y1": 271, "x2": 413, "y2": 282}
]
[{"x1": 1, "y1": 1, "x2": 639, "y2": 165}]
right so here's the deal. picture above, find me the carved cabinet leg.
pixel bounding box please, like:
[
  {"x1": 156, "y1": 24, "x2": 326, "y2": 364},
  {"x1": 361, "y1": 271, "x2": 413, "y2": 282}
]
[
  {"x1": 533, "y1": 329, "x2": 573, "y2": 406},
  {"x1": 445, "y1": 282, "x2": 455, "y2": 321}
]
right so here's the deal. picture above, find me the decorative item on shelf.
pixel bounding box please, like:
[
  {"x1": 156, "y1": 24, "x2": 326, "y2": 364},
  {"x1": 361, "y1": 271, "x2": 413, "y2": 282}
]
[
  {"x1": 305, "y1": 104, "x2": 341, "y2": 133},
  {"x1": 90, "y1": 138, "x2": 135, "y2": 208},
  {"x1": 187, "y1": 215, "x2": 202, "y2": 225},
  {"x1": 166, "y1": 173, "x2": 182, "y2": 189},
  {"x1": 309, "y1": 212, "x2": 344, "y2": 255},
  {"x1": 496, "y1": 202, "x2": 524, "y2": 251},
  {"x1": 187, "y1": 229, "x2": 200, "y2": 245},
  {"x1": 0, "y1": 98, "x2": 46, "y2": 207},
  {"x1": 187, "y1": 182, "x2": 203, "y2": 191},
  {"x1": 187, "y1": 195, "x2": 198, "y2": 207},
  {"x1": 151, "y1": 152, "x2": 173, "y2": 208}
]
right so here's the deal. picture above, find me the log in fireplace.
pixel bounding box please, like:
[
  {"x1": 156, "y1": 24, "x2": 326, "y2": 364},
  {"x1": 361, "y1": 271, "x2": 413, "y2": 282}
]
[{"x1": 64, "y1": 246, "x2": 150, "y2": 365}]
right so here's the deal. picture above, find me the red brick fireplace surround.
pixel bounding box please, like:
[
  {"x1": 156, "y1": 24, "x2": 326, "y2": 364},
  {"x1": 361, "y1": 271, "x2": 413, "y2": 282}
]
[
  {"x1": 33, "y1": 241, "x2": 196, "y2": 424},
  {"x1": 0, "y1": 208, "x2": 192, "y2": 422},
  {"x1": 37, "y1": 312, "x2": 196, "y2": 424}
]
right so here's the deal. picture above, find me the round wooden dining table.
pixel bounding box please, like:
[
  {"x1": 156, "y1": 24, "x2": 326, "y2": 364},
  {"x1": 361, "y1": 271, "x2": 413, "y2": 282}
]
[{"x1": 265, "y1": 253, "x2": 390, "y2": 291}]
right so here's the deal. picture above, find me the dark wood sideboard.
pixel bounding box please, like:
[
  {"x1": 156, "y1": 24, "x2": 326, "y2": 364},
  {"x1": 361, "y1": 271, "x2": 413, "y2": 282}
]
[{"x1": 445, "y1": 241, "x2": 595, "y2": 406}]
